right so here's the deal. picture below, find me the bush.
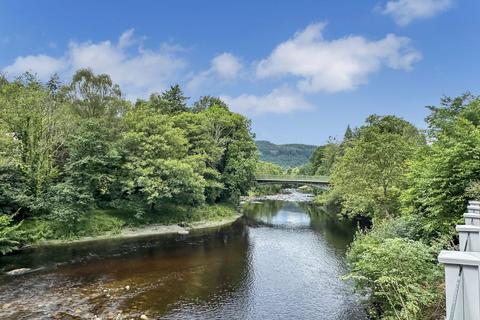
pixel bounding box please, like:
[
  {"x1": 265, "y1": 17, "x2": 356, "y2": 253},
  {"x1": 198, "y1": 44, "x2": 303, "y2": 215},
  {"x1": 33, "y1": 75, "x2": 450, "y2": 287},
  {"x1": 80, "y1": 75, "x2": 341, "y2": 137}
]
[
  {"x1": 74, "y1": 211, "x2": 125, "y2": 237},
  {"x1": 346, "y1": 220, "x2": 444, "y2": 319},
  {"x1": 314, "y1": 189, "x2": 342, "y2": 213},
  {"x1": 0, "y1": 214, "x2": 24, "y2": 254},
  {"x1": 189, "y1": 204, "x2": 236, "y2": 221}
]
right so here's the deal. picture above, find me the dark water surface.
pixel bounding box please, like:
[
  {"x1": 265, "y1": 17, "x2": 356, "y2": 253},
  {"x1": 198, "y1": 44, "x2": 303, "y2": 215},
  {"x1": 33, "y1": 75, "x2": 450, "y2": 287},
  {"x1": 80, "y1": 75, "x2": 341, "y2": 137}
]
[{"x1": 0, "y1": 200, "x2": 367, "y2": 319}]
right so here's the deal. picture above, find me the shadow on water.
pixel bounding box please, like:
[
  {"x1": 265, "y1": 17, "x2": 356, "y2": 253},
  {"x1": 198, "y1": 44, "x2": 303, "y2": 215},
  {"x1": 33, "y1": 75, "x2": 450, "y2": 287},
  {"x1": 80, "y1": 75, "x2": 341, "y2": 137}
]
[{"x1": 0, "y1": 199, "x2": 366, "y2": 320}]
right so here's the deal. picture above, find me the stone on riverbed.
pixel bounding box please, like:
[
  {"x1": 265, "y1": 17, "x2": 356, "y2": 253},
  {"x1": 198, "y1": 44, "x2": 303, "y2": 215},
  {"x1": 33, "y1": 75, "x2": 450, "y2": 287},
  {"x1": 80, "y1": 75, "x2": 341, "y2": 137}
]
[
  {"x1": 177, "y1": 230, "x2": 189, "y2": 235},
  {"x1": 5, "y1": 268, "x2": 32, "y2": 276}
]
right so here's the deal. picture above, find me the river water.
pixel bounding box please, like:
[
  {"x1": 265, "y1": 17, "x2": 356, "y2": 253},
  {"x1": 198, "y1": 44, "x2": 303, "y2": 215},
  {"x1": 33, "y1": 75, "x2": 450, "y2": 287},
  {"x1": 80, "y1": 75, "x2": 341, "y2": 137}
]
[{"x1": 0, "y1": 199, "x2": 367, "y2": 319}]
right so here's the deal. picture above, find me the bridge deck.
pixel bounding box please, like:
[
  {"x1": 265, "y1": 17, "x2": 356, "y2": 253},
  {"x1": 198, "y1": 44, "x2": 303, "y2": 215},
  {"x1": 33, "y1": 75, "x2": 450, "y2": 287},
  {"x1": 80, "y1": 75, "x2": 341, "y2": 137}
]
[{"x1": 255, "y1": 175, "x2": 330, "y2": 184}]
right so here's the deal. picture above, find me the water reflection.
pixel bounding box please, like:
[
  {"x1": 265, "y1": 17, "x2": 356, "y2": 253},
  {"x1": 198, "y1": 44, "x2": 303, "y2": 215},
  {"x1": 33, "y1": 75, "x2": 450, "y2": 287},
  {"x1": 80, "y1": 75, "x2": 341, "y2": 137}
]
[{"x1": 0, "y1": 200, "x2": 366, "y2": 319}]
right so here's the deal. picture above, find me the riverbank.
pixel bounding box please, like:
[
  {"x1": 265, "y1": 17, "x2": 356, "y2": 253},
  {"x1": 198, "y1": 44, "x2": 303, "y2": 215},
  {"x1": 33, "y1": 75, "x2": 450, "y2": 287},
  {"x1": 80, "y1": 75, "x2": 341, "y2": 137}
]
[
  {"x1": 27, "y1": 214, "x2": 243, "y2": 249},
  {"x1": 9, "y1": 203, "x2": 240, "y2": 254}
]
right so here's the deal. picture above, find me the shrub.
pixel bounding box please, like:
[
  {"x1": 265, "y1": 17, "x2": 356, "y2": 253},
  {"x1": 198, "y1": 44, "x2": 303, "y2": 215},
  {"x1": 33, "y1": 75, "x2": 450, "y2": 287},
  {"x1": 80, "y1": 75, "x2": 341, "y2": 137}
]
[
  {"x1": 74, "y1": 211, "x2": 125, "y2": 237},
  {"x1": 346, "y1": 220, "x2": 444, "y2": 319},
  {"x1": 0, "y1": 214, "x2": 24, "y2": 254}
]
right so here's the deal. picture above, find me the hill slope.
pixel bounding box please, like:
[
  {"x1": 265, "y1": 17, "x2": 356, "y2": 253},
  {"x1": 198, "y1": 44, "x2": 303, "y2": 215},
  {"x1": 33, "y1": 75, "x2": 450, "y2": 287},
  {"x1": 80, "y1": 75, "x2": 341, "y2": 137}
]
[{"x1": 256, "y1": 140, "x2": 317, "y2": 168}]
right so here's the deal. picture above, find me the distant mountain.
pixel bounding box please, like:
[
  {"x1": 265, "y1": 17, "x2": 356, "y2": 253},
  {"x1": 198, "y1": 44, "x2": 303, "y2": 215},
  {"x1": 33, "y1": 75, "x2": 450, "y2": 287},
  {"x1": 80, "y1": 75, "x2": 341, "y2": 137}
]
[{"x1": 256, "y1": 140, "x2": 317, "y2": 168}]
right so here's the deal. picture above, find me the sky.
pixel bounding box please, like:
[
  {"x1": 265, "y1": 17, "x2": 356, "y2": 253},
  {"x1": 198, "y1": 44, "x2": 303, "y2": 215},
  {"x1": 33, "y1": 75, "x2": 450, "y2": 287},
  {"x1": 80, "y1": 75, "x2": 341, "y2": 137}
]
[{"x1": 1, "y1": 0, "x2": 479, "y2": 145}]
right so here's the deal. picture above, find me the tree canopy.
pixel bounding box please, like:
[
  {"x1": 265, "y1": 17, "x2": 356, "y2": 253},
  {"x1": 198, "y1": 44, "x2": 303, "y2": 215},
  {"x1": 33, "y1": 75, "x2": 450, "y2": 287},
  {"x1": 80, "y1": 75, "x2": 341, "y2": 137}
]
[{"x1": 0, "y1": 69, "x2": 257, "y2": 235}]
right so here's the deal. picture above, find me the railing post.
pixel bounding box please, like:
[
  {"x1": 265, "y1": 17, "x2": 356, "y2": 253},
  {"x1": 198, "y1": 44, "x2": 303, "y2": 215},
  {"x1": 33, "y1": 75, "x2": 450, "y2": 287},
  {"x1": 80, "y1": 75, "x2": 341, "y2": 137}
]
[
  {"x1": 439, "y1": 251, "x2": 480, "y2": 319},
  {"x1": 456, "y1": 225, "x2": 480, "y2": 251},
  {"x1": 468, "y1": 201, "x2": 480, "y2": 214}
]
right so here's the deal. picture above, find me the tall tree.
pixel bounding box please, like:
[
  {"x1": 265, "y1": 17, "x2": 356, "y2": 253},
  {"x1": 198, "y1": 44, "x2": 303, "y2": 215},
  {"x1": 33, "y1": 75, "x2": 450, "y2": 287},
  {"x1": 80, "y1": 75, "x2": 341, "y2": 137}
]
[
  {"x1": 118, "y1": 104, "x2": 205, "y2": 215},
  {"x1": 332, "y1": 115, "x2": 424, "y2": 220},
  {"x1": 343, "y1": 125, "x2": 354, "y2": 141},
  {"x1": 67, "y1": 68, "x2": 124, "y2": 119},
  {"x1": 149, "y1": 84, "x2": 189, "y2": 115},
  {"x1": 0, "y1": 74, "x2": 70, "y2": 206}
]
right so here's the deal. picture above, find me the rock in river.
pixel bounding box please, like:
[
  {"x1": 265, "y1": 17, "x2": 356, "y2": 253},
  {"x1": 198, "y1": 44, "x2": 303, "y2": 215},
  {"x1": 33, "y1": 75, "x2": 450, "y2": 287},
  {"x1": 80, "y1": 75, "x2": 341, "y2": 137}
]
[{"x1": 5, "y1": 268, "x2": 32, "y2": 276}]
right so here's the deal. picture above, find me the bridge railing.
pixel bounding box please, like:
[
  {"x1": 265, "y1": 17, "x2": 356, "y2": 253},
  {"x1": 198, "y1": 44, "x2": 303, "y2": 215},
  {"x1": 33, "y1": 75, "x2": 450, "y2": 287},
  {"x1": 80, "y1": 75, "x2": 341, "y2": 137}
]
[{"x1": 255, "y1": 175, "x2": 329, "y2": 183}]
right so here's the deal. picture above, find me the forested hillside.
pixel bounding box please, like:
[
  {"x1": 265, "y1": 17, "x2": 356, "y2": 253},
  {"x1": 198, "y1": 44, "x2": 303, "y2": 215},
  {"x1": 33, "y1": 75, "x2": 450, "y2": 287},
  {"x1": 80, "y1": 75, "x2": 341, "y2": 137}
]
[{"x1": 255, "y1": 140, "x2": 317, "y2": 168}]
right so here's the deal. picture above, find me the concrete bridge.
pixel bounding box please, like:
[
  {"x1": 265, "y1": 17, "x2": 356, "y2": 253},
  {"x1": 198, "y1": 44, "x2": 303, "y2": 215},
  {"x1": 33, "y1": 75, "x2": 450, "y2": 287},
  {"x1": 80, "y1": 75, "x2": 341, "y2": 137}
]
[{"x1": 255, "y1": 175, "x2": 330, "y2": 188}]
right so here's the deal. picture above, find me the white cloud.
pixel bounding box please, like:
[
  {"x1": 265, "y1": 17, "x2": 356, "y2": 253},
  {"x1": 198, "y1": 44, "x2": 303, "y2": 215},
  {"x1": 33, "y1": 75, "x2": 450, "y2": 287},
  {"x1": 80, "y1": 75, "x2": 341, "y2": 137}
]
[
  {"x1": 210, "y1": 53, "x2": 242, "y2": 79},
  {"x1": 2, "y1": 29, "x2": 186, "y2": 99},
  {"x1": 117, "y1": 28, "x2": 136, "y2": 49},
  {"x1": 380, "y1": 0, "x2": 453, "y2": 26},
  {"x1": 187, "y1": 52, "x2": 242, "y2": 91},
  {"x1": 256, "y1": 22, "x2": 421, "y2": 93},
  {"x1": 4, "y1": 54, "x2": 66, "y2": 79},
  {"x1": 222, "y1": 86, "x2": 311, "y2": 115}
]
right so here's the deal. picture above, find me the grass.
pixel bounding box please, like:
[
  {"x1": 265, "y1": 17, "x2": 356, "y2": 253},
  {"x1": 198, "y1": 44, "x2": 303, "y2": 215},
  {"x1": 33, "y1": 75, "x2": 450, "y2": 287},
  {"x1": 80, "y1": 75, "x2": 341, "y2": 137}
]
[{"x1": 19, "y1": 203, "x2": 237, "y2": 243}]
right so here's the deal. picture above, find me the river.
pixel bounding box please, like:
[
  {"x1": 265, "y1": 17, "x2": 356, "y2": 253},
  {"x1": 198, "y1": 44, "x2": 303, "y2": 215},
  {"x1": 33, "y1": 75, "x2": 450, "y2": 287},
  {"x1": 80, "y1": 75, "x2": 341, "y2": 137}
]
[{"x1": 0, "y1": 198, "x2": 367, "y2": 319}]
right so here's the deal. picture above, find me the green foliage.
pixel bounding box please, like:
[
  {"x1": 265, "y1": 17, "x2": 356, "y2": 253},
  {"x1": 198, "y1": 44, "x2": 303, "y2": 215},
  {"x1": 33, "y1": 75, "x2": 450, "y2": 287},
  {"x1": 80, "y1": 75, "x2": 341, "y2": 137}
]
[
  {"x1": 192, "y1": 95, "x2": 228, "y2": 113},
  {"x1": 256, "y1": 140, "x2": 317, "y2": 168},
  {"x1": 0, "y1": 70, "x2": 256, "y2": 252},
  {"x1": 255, "y1": 160, "x2": 284, "y2": 176},
  {"x1": 118, "y1": 104, "x2": 206, "y2": 215},
  {"x1": 307, "y1": 140, "x2": 341, "y2": 175},
  {"x1": 68, "y1": 68, "x2": 125, "y2": 119},
  {"x1": 402, "y1": 97, "x2": 480, "y2": 235},
  {"x1": 0, "y1": 214, "x2": 24, "y2": 254},
  {"x1": 332, "y1": 115, "x2": 425, "y2": 220},
  {"x1": 346, "y1": 219, "x2": 444, "y2": 320},
  {"x1": 251, "y1": 161, "x2": 285, "y2": 195},
  {"x1": 148, "y1": 84, "x2": 189, "y2": 115},
  {"x1": 18, "y1": 204, "x2": 235, "y2": 242},
  {"x1": 0, "y1": 74, "x2": 70, "y2": 207},
  {"x1": 74, "y1": 211, "x2": 125, "y2": 237}
]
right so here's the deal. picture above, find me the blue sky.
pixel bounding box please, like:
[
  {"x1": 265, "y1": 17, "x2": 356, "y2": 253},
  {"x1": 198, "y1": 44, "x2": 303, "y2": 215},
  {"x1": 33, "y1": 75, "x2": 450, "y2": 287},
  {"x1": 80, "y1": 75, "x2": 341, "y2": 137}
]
[{"x1": 1, "y1": 0, "x2": 479, "y2": 144}]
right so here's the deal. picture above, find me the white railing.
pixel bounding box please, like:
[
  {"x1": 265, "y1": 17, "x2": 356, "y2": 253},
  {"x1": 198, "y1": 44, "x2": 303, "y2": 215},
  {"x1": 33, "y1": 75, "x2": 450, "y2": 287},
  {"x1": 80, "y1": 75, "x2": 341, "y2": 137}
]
[{"x1": 438, "y1": 200, "x2": 480, "y2": 319}]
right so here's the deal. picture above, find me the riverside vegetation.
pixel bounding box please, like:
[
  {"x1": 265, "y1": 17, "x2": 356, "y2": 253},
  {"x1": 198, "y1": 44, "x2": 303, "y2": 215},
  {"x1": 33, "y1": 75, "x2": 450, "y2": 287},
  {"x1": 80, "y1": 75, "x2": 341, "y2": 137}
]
[
  {"x1": 0, "y1": 69, "x2": 257, "y2": 254},
  {"x1": 297, "y1": 93, "x2": 480, "y2": 319}
]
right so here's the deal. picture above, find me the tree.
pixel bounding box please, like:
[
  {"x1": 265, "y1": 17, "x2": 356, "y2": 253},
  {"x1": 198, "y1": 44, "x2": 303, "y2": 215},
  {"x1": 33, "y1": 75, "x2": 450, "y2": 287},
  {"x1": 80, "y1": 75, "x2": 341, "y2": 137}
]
[
  {"x1": 118, "y1": 105, "x2": 205, "y2": 215},
  {"x1": 402, "y1": 97, "x2": 480, "y2": 235},
  {"x1": 172, "y1": 112, "x2": 224, "y2": 203},
  {"x1": 50, "y1": 119, "x2": 121, "y2": 223},
  {"x1": 425, "y1": 92, "x2": 478, "y2": 140},
  {"x1": 343, "y1": 125, "x2": 354, "y2": 141},
  {"x1": 202, "y1": 105, "x2": 258, "y2": 200},
  {"x1": 308, "y1": 139, "x2": 340, "y2": 176},
  {"x1": 0, "y1": 74, "x2": 70, "y2": 212},
  {"x1": 0, "y1": 131, "x2": 30, "y2": 216},
  {"x1": 67, "y1": 68, "x2": 124, "y2": 119},
  {"x1": 331, "y1": 115, "x2": 424, "y2": 220},
  {"x1": 255, "y1": 161, "x2": 284, "y2": 176},
  {"x1": 149, "y1": 84, "x2": 189, "y2": 115},
  {"x1": 192, "y1": 96, "x2": 228, "y2": 113}
]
